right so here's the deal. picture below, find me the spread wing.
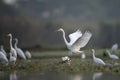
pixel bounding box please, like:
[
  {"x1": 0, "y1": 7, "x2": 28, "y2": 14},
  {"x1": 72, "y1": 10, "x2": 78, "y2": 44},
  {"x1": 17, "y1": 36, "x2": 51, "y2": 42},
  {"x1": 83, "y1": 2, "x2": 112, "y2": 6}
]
[
  {"x1": 69, "y1": 29, "x2": 82, "y2": 45},
  {"x1": 71, "y1": 31, "x2": 92, "y2": 50}
]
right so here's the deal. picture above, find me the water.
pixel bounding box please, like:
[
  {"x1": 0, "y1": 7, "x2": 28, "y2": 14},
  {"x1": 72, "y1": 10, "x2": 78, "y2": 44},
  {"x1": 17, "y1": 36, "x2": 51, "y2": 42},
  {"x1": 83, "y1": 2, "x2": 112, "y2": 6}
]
[{"x1": 0, "y1": 71, "x2": 120, "y2": 80}]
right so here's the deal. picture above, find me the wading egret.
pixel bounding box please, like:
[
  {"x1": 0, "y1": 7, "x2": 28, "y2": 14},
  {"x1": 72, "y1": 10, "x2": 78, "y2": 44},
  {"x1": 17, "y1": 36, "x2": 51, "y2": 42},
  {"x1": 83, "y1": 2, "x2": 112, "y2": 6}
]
[
  {"x1": 57, "y1": 28, "x2": 92, "y2": 54},
  {"x1": 0, "y1": 45, "x2": 7, "y2": 56},
  {"x1": 92, "y1": 49, "x2": 105, "y2": 66},
  {"x1": 8, "y1": 33, "x2": 17, "y2": 64},
  {"x1": 25, "y1": 50, "x2": 32, "y2": 59},
  {"x1": 0, "y1": 51, "x2": 8, "y2": 63},
  {"x1": 14, "y1": 38, "x2": 26, "y2": 60},
  {"x1": 106, "y1": 50, "x2": 119, "y2": 60}
]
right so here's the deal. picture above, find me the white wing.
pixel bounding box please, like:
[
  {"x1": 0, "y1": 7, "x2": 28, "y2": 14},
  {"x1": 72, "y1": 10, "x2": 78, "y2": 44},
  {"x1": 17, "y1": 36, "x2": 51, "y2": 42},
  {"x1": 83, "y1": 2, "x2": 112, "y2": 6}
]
[
  {"x1": 69, "y1": 29, "x2": 82, "y2": 45},
  {"x1": 71, "y1": 31, "x2": 92, "y2": 50},
  {"x1": 0, "y1": 51, "x2": 8, "y2": 62},
  {"x1": 16, "y1": 48, "x2": 26, "y2": 60}
]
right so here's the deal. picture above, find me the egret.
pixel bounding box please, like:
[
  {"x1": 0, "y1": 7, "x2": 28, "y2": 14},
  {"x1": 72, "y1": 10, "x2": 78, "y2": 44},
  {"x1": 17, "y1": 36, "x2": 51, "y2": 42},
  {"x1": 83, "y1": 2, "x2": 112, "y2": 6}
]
[
  {"x1": 57, "y1": 28, "x2": 92, "y2": 54},
  {"x1": 9, "y1": 52, "x2": 17, "y2": 65},
  {"x1": 8, "y1": 33, "x2": 17, "y2": 64},
  {"x1": 25, "y1": 50, "x2": 32, "y2": 59},
  {"x1": 81, "y1": 52, "x2": 86, "y2": 59},
  {"x1": 0, "y1": 45, "x2": 7, "y2": 56},
  {"x1": 0, "y1": 51, "x2": 8, "y2": 64},
  {"x1": 14, "y1": 38, "x2": 26, "y2": 60},
  {"x1": 106, "y1": 50, "x2": 119, "y2": 60},
  {"x1": 92, "y1": 49, "x2": 105, "y2": 66},
  {"x1": 111, "y1": 43, "x2": 118, "y2": 52}
]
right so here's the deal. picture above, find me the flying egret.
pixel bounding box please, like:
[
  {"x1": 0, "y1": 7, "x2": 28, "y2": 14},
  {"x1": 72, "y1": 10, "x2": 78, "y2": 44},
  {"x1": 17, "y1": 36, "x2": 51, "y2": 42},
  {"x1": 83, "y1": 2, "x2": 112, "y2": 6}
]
[
  {"x1": 57, "y1": 28, "x2": 92, "y2": 54},
  {"x1": 25, "y1": 50, "x2": 32, "y2": 59},
  {"x1": 0, "y1": 45, "x2": 7, "y2": 56},
  {"x1": 8, "y1": 33, "x2": 17, "y2": 64},
  {"x1": 0, "y1": 51, "x2": 8, "y2": 64},
  {"x1": 106, "y1": 50, "x2": 119, "y2": 60},
  {"x1": 14, "y1": 38, "x2": 26, "y2": 60},
  {"x1": 92, "y1": 49, "x2": 105, "y2": 66}
]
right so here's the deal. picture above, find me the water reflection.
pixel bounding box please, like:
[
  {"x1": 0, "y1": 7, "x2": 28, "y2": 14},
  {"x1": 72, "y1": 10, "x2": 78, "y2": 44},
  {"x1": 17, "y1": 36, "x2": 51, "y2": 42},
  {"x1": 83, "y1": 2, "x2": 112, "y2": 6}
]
[
  {"x1": 9, "y1": 71, "x2": 17, "y2": 80},
  {"x1": 93, "y1": 72, "x2": 102, "y2": 80},
  {"x1": 0, "y1": 71, "x2": 120, "y2": 80}
]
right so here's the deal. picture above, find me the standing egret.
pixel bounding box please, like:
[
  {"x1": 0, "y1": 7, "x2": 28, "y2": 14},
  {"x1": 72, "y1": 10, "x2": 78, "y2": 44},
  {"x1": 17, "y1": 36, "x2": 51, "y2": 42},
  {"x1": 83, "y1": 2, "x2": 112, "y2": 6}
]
[
  {"x1": 106, "y1": 50, "x2": 119, "y2": 60},
  {"x1": 8, "y1": 33, "x2": 17, "y2": 64},
  {"x1": 0, "y1": 45, "x2": 7, "y2": 56},
  {"x1": 14, "y1": 38, "x2": 26, "y2": 60},
  {"x1": 111, "y1": 43, "x2": 118, "y2": 52},
  {"x1": 92, "y1": 49, "x2": 105, "y2": 66},
  {"x1": 25, "y1": 50, "x2": 32, "y2": 59},
  {"x1": 0, "y1": 51, "x2": 8, "y2": 64},
  {"x1": 57, "y1": 28, "x2": 92, "y2": 54}
]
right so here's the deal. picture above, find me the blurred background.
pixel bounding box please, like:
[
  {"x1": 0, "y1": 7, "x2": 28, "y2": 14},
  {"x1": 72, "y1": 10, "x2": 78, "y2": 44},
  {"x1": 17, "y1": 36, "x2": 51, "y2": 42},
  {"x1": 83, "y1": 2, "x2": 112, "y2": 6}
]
[{"x1": 0, "y1": 0, "x2": 120, "y2": 50}]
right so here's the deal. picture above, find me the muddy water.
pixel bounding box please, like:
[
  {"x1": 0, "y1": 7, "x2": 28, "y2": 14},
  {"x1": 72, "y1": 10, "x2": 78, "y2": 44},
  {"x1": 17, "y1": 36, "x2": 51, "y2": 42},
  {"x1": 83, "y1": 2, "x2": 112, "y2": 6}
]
[{"x1": 0, "y1": 71, "x2": 120, "y2": 80}]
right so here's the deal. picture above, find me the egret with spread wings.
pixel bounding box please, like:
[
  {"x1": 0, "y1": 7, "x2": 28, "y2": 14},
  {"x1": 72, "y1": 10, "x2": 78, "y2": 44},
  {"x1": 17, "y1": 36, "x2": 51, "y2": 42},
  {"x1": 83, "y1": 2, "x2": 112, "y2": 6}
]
[{"x1": 57, "y1": 28, "x2": 92, "y2": 54}]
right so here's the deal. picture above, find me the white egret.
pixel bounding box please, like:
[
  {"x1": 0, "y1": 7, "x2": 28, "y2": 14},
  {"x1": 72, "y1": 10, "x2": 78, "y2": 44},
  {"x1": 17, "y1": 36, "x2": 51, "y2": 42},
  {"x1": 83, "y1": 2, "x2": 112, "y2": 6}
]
[
  {"x1": 9, "y1": 52, "x2": 16, "y2": 65},
  {"x1": 57, "y1": 28, "x2": 92, "y2": 54},
  {"x1": 25, "y1": 50, "x2": 32, "y2": 59},
  {"x1": 92, "y1": 49, "x2": 105, "y2": 66},
  {"x1": 0, "y1": 45, "x2": 7, "y2": 56},
  {"x1": 111, "y1": 43, "x2": 118, "y2": 52},
  {"x1": 8, "y1": 33, "x2": 17, "y2": 64},
  {"x1": 14, "y1": 38, "x2": 26, "y2": 60},
  {"x1": 0, "y1": 51, "x2": 8, "y2": 63},
  {"x1": 106, "y1": 50, "x2": 119, "y2": 60},
  {"x1": 81, "y1": 52, "x2": 86, "y2": 59}
]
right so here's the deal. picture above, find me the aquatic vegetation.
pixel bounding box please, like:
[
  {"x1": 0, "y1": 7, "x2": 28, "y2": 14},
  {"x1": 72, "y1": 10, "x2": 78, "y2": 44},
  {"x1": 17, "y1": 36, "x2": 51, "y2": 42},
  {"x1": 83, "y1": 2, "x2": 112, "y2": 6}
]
[{"x1": 0, "y1": 49, "x2": 120, "y2": 73}]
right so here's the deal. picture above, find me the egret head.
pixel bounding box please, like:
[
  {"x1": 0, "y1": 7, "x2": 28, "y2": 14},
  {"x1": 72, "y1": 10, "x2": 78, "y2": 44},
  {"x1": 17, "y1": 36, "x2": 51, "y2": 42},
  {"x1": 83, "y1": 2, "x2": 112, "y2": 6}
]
[
  {"x1": 57, "y1": 28, "x2": 63, "y2": 32},
  {"x1": 7, "y1": 33, "x2": 12, "y2": 37}
]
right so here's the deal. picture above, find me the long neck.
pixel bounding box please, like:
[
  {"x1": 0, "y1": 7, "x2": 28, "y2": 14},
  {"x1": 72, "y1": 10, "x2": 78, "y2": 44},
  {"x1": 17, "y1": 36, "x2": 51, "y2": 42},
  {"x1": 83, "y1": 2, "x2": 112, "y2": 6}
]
[
  {"x1": 14, "y1": 39, "x2": 18, "y2": 48},
  {"x1": 107, "y1": 51, "x2": 111, "y2": 57},
  {"x1": 61, "y1": 30, "x2": 69, "y2": 45},
  {"x1": 92, "y1": 50, "x2": 96, "y2": 60},
  {"x1": 10, "y1": 35, "x2": 13, "y2": 49}
]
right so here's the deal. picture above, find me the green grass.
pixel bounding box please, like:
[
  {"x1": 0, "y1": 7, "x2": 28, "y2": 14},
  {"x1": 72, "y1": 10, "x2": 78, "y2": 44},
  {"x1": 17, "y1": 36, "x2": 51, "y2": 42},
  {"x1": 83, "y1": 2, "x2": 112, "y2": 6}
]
[{"x1": 0, "y1": 49, "x2": 120, "y2": 73}]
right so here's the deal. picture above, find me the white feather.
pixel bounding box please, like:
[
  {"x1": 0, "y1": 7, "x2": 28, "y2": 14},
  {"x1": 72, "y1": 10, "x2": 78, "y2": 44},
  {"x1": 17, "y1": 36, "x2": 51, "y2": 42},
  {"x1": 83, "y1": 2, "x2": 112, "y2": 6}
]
[
  {"x1": 106, "y1": 50, "x2": 119, "y2": 60},
  {"x1": 58, "y1": 28, "x2": 92, "y2": 54},
  {"x1": 14, "y1": 38, "x2": 26, "y2": 60},
  {"x1": 0, "y1": 51, "x2": 8, "y2": 63},
  {"x1": 92, "y1": 49, "x2": 105, "y2": 66}
]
